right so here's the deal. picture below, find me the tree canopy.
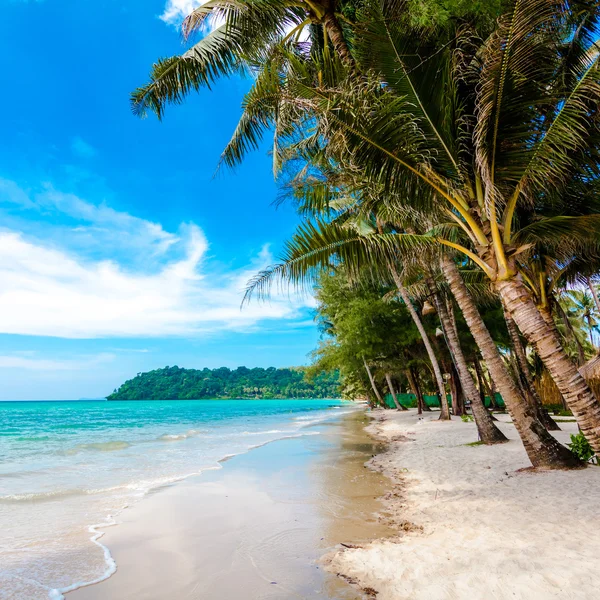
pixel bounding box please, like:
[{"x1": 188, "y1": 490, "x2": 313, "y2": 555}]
[{"x1": 107, "y1": 365, "x2": 340, "y2": 400}]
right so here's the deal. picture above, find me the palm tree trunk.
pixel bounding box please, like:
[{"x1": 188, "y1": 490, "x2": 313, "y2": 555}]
[
  {"x1": 496, "y1": 275, "x2": 600, "y2": 455},
  {"x1": 406, "y1": 367, "x2": 429, "y2": 413},
  {"x1": 442, "y1": 256, "x2": 580, "y2": 468},
  {"x1": 386, "y1": 372, "x2": 406, "y2": 410},
  {"x1": 432, "y1": 285, "x2": 507, "y2": 443},
  {"x1": 364, "y1": 359, "x2": 384, "y2": 407},
  {"x1": 322, "y1": 12, "x2": 353, "y2": 66},
  {"x1": 588, "y1": 277, "x2": 600, "y2": 315},
  {"x1": 503, "y1": 308, "x2": 560, "y2": 431},
  {"x1": 449, "y1": 365, "x2": 461, "y2": 415},
  {"x1": 473, "y1": 356, "x2": 498, "y2": 420},
  {"x1": 390, "y1": 266, "x2": 450, "y2": 420}
]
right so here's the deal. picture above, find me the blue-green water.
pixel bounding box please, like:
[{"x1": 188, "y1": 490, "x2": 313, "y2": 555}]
[{"x1": 0, "y1": 399, "x2": 354, "y2": 599}]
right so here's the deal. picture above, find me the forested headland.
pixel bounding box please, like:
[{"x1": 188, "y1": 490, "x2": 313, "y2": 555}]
[{"x1": 107, "y1": 366, "x2": 340, "y2": 400}]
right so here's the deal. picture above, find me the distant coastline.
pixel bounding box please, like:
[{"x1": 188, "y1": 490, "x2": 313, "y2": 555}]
[{"x1": 108, "y1": 365, "x2": 340, "y2": 401}]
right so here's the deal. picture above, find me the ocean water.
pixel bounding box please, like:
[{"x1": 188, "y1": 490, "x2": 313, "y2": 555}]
[{"x1": 0, "y1": 398, "x2": 354, "y2": 600}]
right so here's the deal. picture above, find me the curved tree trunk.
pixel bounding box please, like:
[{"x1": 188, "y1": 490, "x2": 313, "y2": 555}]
[
  {"x1": 386, "y1": 372, "x2": 406, "y2": 410},
  {"x1": 442, "y1": 256, "x2": 580, "y2": 468},
  {"x1": 390, "y1": 267, "x2": 450, "y2": 420},
  {"x1": 503, "y1": 308, "x2": 560, "y2": 431},
  {"x1": 496, "y1": 276, "x2": 600, "y2": 455},
  {"x1": 364, "y1": 359, "x2": 384, "y2": 408},
  {"x1": 588, "y1": 277, "x2": 600, "y2": 315},
  {"x1": 433, "y1": 285, "x2": 508, "y2": 444},
  {"x1": 449, "y1": 365, "x2": 463, "y2": 416},
  {"x1": 473, "y1": 356, "x2": 498, "y2": 420},
  {"x1": 406, "y1": 367, "x2": 429, "y2": 413},
  {"x1": 322, "y1": 12, "x2": 353, "y2": 66}
]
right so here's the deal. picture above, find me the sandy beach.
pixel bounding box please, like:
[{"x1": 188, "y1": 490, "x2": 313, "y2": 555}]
[
  {"x1": 68, "y1": 409, "x2": 392, "y2": 600},
  {"x1": 328, "y1": 409, "x2": 600, "y2": 600}
]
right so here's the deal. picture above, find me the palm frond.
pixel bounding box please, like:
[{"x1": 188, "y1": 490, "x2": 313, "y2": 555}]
[
  {"x1": 131, "y1": 25, "x2": 246, "y2": 119},
  {"x1": 244, "y1": 219, "x2": 436, "y2": 302}
]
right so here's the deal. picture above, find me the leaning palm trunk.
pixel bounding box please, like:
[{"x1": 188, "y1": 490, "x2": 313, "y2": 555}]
[
  {"x1": 364, "y1": 359, "x2": 384, "y2": 407},
  {"x1": 588, "y1": 278, "x2": 600, "y2": 315},
  {"x1": 432, "y1": 285, "x2": 507, "y2": 443},
  {"x1": 390, "y1": 267, "x2": 450, "y2": 420},
  {"x1": 406, "y1": 367, "x2": 429, "y2": 413},
  {"x1": 503, "y1": 308, "x2": 560, "y2": 431},
  {"x1": 442, "y1": 257, "x2": 579, "y2": 468},
  {"x1": 386, "y1": 373, "x2": 406, "y2": 410},
  {"x1": 322, "y1": 12, "x2": 353, "y2": 66},
  {"x1": 449, "y1": 365, "x2": 464, "y2": 416},
  {"x1": 496, "y1": 276, "x2": 600, "y2": 454},
  {"x1": 473, "y1": 356, "x2": 498, "y2": 420}
]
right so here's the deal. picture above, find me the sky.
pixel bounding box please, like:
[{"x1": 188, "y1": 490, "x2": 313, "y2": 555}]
[{"x1": 0, "y1": 0, "x2": 320, "y2": 400}]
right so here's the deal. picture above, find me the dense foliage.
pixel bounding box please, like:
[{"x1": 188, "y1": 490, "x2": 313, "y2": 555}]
[{"x1": 107, "y1": 366, "x2": 340, "y2": 400}]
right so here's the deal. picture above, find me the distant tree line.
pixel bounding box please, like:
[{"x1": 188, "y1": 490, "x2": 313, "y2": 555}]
[{"x1": 107, "y1": 366, "x2": 340, "y2": 400}]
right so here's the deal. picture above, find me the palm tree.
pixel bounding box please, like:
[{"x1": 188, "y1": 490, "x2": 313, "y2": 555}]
[
  {"x1": 130, "y1": 0, "x2": 357, "y2": 121},
  {"x1": 213, "y1": 1, "x2": 600, "y2": 453},
  {"x1": 564, "y1": 290, "x2": 599, "y2": 349},
  {"x1": 131, "y1": 0, "x2": 594, "y2": 466}
]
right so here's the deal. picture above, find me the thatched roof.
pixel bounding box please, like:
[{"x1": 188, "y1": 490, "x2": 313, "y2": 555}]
[{"x1": 580, "y1": 355, "x2": 600, "y2": 380}]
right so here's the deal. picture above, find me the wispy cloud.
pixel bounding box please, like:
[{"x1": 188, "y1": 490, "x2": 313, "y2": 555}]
[
  {"x1": 0, "y1": 179, "x2": 310, "y2": 339},
  {"x1": 0, "y1": 352, "x2": 115, "y2": 371},
  {"x1": 71, "y1": 136, "x2": 97, "y2": 158},
  {"x1": 0, "y1": 179, "x2": 180, "y2": 264}
]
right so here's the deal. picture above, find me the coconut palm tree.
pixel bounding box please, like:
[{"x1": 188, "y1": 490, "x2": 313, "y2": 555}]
[
  {"x1": 563, "y1": 290, "x2": 600, "y2": 349},
  {"x1": 131, "y1": 0, "x2": 595, "y2": 465},
  {"x1": 215, "y1": 0, "x2": 600, "y2": 454}
]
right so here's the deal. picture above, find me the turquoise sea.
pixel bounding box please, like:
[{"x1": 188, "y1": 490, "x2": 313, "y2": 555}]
[{"x1": 0, "y1": 399, "x2": 354, "y2": 600}]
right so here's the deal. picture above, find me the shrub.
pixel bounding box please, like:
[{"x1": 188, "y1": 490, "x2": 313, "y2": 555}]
[
  {"x1": 568, "y1": 433, "x2": 597, "y2": 464},
  {"x1": 461, "y1": 414, "x2": 474, "y2": 423}
]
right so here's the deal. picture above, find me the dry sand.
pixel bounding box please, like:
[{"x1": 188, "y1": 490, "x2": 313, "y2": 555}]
[{"x1": 326, "y1": 409, "x2": 600, "y2": 600}]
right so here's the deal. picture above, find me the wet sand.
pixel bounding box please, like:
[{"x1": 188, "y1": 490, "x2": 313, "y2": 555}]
[{"x1": 69, "y1": 409, "x2": 391, "y2": 600}]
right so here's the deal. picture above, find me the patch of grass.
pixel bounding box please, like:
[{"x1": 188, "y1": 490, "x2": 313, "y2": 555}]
[
  {"x1": 464, "y1": 441, "x2": 485, "y2": 447},
  {"x1": 546, "y1": 405, "x2": 574, "y2": 417},
  {"x1": 554, "y1": 418, "x2": 577, "y2": 422},
  {"x1": 461, "y1": 414, "x2": 474, "y2": 422}
]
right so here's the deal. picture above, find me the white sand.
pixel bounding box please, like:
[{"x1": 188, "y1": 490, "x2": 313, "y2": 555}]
[{"x1": 326, "y1": 410, "x2": 600, "y2": 600}]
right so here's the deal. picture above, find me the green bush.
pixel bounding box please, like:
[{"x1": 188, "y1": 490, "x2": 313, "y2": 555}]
[
  {"x1": 461, "y1": 414, "x2": 474, "y2": 423},
  {"x1": 568, "y1": 433, "x2": 597, "y2": 464}
]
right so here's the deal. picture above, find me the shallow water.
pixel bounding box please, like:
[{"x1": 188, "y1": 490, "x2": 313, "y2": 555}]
[
  {"x1": 0, "y1": 399, "x2": 353, "y2": 599},
  {"x1": 69, "y1": 409, "x2": 390, "y2": 600}
]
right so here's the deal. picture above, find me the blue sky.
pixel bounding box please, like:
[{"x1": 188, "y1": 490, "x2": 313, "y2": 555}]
[{"x1": 0, "y1": 0, "x2": 319, "y2": 400}]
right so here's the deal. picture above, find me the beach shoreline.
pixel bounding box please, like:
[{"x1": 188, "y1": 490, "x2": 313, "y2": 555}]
[
  {"x1": 67, "y1": 408, "x2": 392, "y2": 600},
  {"x1": 327, "y1": 409, "x2": 600, "y2": 600}
]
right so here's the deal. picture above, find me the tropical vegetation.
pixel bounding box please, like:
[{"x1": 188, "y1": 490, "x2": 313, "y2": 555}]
[
  {"x1": 133, "y1": 0, "x2": 600, "y2": 469},
  {"x1": 107, "y1": 365, "x2": 340, "y2": 400}
]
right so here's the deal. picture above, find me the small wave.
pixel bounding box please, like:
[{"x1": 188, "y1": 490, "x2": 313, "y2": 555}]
[
  {"x1": 49, "y1": 517, "x2": 118, "y2": 600},
  {"x1": 241, "y1": 429, "x2": 287, "y2": 436},
  {"x1": 0, "y1": 488, "x2": 97, "y2": 503},
  {"x1": 65, "y1": 441, "x2": 131, "y2": 455},
  {"x1": 157, "y1": 429, "x2": 203, "y2": 442}
]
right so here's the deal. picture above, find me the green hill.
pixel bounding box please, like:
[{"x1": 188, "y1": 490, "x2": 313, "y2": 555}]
[{"x1": 107, "y1": 366, "x2": 340, "y2": 400}]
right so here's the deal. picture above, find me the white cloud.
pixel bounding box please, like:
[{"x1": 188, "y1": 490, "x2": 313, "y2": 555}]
[
  {"x1": 160, "y1": 0, "x2": 204, "y2": 24},
  {"x1": 0, "y1": 180, "x2": 180, "y2": 262},
  {"x1": 71, "y1": 136, "x2": 97, "y2": 158},
  {"x1": 0, "y1": 353, "x2": 115, "y2": 371},
  {"x1": 0, "y1": 181, "x2": 310, "y2": 339}
]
